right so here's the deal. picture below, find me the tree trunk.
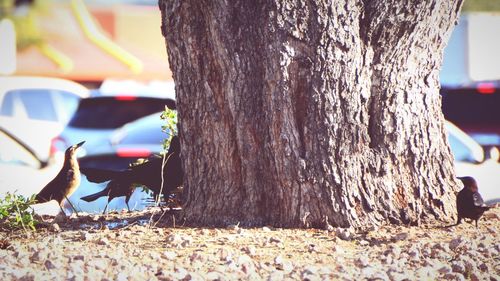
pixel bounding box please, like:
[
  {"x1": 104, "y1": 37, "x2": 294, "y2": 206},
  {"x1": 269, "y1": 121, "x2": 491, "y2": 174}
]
[{"x1": 159, "y1": 0, "x2": 463, "y2": 228}]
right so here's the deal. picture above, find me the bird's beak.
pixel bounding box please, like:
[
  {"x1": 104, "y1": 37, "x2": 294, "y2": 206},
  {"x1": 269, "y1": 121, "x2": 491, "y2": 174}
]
[{"x1": 75, "y1": 141, "x2": 85, "y2": 148}]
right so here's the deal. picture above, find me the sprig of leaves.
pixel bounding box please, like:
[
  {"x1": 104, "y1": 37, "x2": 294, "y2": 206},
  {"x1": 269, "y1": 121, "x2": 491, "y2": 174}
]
[
  {"x1": 148, "y1": 106, "x2": 179, "y2": 208},
  {"x1": 160, "y1": 106, "x2": 178, "y2": 153},
  {"x1": 0, "y1": 192, "x2": 38, "y2": 232},
  {"x1": 141, "y1": 108, "x2": 178, "y2": 198}
]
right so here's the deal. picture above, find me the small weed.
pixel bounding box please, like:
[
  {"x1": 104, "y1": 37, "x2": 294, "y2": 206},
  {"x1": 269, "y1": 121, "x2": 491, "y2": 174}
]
[
  {"x1": 160, "y1": 106, "x2": 178, "y2": 151},
  {"x1": 148, "y1": 107, "x2": 178, "y2": 226},
  {"x1": 0, "y1": 192, "x2": 38, "y2": 232}
]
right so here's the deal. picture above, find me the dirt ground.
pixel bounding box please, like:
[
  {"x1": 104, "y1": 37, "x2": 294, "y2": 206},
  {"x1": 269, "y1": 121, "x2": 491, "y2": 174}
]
[{"x1": 1, "y1": 207, "x2": 499, "y2": 281}]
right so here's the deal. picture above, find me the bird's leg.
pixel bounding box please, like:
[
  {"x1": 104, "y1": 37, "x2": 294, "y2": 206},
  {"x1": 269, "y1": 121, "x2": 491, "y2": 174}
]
[
  {"x1": 64, "y1": 196, "x2": 79, "y2": 217},
  {"x1": 58, "y1": 204, "x2": 67, "y2": 218},
  {"x1": 102, "y1": 202, "x2": 109, "y2": 215},
  {"x1": 125, "y1": 196, "x2": 131, "y2": 213}
]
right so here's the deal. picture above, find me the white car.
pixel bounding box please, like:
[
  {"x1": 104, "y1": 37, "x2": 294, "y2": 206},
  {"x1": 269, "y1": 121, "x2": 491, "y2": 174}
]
[
  {"x1": 0, "y1": 76, "x2": 89, "y2": 163},
  {"x1": 0, "y1": 128, "x2": 61, "y2": 215},
  {"x1": 446, "y1": 121, "x2": 500, "y2": 204}
]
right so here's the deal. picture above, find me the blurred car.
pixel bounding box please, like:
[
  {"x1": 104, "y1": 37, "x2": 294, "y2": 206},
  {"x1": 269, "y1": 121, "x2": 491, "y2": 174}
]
[
  {"x1": 0, "y1": 128, "x2": 61, "y2": 215},
  {"x1": 51, "y1": 80, "x2": 175, "y2": 162},
  {"x1": 446, "y1": 121, "x2": 500, "y2": 204},
  {"x1": 78, "y1": 111, "x2": 168, "y2": 170},
  {"x1": 441, "y1": 82, "x2": 500, "y2": 152},
  {"x1": 446, "y1": 120, "x2": 486, "y2": 163},
  {"x1": 0, "y1": 76, "x2": 90, "y2": 163}
]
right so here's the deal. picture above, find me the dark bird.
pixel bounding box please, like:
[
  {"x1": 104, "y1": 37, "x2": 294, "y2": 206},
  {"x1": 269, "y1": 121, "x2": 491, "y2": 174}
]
[
  {"x1": 80, "y1": 136, "x2": 183, "y2": 211},
  {"x1": 80, "y1": 177, "x2": 136, "y2": 214},
  {"x1": 35, "y1": 141, "x2": 85, "y2": 215},
  {"x1": 456, "y1": 176, "x2": 492, "y2": 227}
]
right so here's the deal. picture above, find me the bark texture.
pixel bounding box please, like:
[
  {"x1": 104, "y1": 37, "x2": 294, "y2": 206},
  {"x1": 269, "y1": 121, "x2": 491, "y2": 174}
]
[{"x1": 159, "y1": 0, "x2": 464, "y2": 228}]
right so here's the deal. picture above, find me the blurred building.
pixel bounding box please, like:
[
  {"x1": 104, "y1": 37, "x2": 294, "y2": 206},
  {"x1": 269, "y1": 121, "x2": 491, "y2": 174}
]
[{"x1": 12, "y1": 0, "x2": 172, "y2": 83}]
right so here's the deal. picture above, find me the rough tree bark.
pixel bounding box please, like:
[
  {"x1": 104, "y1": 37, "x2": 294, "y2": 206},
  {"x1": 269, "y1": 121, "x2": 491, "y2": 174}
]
[{"x1": 159, "y1": 0, "x2": 463, "y2": 228}]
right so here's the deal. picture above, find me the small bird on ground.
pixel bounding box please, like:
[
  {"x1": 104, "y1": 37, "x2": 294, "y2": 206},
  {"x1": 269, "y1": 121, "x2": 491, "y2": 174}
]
[
  {"x1": 35, "y1": 141, "x2": 85, "y2": 216},
  {"x1": 80, "y1": 136, "x2": 183, "y2": 210},
  {"x1": 80, "y1": 177, "x2": 136, "y2": 214},
  {"x1": 456, "y1": 176, "x2": 492, "y2": 227}
]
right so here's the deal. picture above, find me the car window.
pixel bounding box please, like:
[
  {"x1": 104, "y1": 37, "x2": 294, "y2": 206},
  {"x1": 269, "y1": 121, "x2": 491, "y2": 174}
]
[
  {"x1": 53, "y1": 91, "x2": 81, "y2": 124},
  {"x1": 0, "y1": 89, "x2": 80, "y2": 123},
  {"x1": 120, "y1": 125, "x2": 166, "y2": 145},
  {"x1": 0, "y1": 92, "x2": 15, "y2": 116},
  {"x1": 68, "y1": 97, "x2": 171, "y2": 129}
]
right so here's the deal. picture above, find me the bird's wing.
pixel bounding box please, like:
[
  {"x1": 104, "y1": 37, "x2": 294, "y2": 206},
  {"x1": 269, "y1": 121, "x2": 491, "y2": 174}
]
[
  {"x1": 35, "y1": 175, "x2": 61, "y2": 203},
  {"x1": 66, "y1": 169, "x2": 74, "y2": 181},
  {"x1": 35, "y1": 183, "x2": 54, "y2": 203},
  {"x1": 163, "y1": 152, "x2": 183, "y2": 188},
  {"x1": 166, "y1": 136, "x2": 180, "y2": 155},
  {"x1": 130, "y1": 157, "x2": 162, "y2": 178},
  {"x1": 128, "y1": 158, "x2": 161, "y2": 193},
  {"x1": 456, "y1": 189, "x2": 466, "y2": 212},
  {"x1": 80, "y1": 167, "x2": 121, "y2": 183}
]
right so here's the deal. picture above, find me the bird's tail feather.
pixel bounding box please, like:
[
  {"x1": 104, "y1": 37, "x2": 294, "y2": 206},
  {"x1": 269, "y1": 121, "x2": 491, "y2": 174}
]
[{"x1": 80, "y1": 189, "x2": 109, "y2": 202}]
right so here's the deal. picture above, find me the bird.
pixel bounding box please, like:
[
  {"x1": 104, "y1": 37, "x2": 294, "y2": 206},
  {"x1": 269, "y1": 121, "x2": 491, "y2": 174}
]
[
  {"x1": 35, "y1": 141, "x2": 85, "y2": 216},
  {"x1": 456, "y1": 176, "x2": 492, "y2": 227},
  {"x1": 80, "y1": 136, "x2": 183, "y2": 210},
  {"x1": 80, "y1": 177, "x2": 136, "y2": 214}
]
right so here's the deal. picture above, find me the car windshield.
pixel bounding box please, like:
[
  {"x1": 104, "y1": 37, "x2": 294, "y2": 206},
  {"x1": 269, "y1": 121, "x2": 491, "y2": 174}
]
[
  {"x1": 0, "y1": 89, "x2": 80, "y2": 123},
  {"x1": 68, "y1": 97, "x2": 171, "y2": 129},
  {"x1": 110, "y1": 112, "x2": 167, "y2": 145},
  {"x1": 120, "y1": 125, "x2": 166, "y2": 145}
]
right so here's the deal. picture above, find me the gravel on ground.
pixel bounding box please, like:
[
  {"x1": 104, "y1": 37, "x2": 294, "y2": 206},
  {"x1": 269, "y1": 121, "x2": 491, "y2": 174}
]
[{"x1": 1, "y1": 207, "x2": 499, "y2": 280}]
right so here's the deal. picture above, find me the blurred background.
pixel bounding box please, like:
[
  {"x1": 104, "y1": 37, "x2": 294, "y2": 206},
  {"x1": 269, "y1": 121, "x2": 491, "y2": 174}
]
[
  {"x1": 0, "y1": 0, "x2": 174, "y2": 214},
  {"x1": 1, "y1": 0, "x2": 170, "y2": 85},
  {"x1": 0, "y1": 0, "x2": 499, "y2": 215}
]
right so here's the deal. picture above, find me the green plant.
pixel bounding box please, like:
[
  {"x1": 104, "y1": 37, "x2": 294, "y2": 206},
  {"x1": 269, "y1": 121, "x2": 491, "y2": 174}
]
[
  {"x1": 0, "y1": 192, "x2": 38, "y2": 231},
  {"x1": 145, "y1": 107, "x2": 178, "y2": 208},
  {"x1": 139, "y1": 108, "x2": 178, "y2": 199},
  {"x1": 160, "y1": 106, "x2": 178, "y2": 152}
]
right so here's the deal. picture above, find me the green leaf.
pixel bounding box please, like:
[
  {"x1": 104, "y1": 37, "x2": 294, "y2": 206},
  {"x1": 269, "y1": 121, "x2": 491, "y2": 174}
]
[
  {"x1": 160, "y1": 108, "x2": 178, "y2": 152},
  {"x1": 0, "y1": 191, "x2": 38, "y2": 231}
]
